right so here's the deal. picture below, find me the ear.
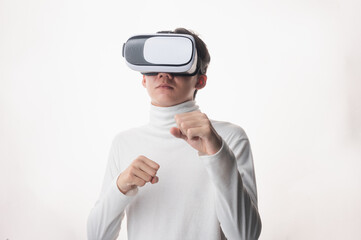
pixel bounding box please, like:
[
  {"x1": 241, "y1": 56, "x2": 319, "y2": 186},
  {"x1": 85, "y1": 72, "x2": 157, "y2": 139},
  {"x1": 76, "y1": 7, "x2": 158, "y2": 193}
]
[
  {"x1": 142, "y1": 75, "x2": 146, "y2": 88},
  {"x1": 195, "y1": 75, "x2": 207, "y2": 90}
]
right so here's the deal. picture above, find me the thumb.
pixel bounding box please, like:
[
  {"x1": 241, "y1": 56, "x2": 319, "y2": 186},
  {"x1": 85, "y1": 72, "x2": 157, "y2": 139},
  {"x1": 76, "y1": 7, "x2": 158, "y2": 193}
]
[{"x1": 170, "y1": 127, "x2": 187, "y2": 140}]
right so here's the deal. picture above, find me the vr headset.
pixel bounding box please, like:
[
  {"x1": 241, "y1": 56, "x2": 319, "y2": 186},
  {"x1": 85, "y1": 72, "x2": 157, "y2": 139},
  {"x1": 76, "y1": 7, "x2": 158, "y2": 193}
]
[{"x1": 122, "y1": 33, "x2": 199, "y2": 76}]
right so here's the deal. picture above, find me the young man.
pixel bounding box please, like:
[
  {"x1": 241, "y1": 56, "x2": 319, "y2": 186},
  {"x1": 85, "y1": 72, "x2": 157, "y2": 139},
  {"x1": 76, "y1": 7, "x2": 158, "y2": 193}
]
[{"x1": 87, "y1": 28, "x2": 262, "y2": 240}]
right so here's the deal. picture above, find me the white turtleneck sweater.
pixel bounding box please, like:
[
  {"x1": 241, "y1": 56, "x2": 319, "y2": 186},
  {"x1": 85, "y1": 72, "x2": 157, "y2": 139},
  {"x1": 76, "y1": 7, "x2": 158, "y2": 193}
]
[{"x1": 87, "y1": 101, "x2": 261, "y2": 240}]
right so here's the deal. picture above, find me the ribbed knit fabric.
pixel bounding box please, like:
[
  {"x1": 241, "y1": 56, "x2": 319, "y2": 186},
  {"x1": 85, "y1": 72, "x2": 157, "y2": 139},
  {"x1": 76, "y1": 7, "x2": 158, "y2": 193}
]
[{"x1": 87, "y1": 101, "x2": 261, "y2": 240}]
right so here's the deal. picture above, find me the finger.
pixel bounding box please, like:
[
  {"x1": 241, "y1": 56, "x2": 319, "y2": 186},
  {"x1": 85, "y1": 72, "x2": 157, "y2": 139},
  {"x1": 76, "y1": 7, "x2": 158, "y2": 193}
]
[
  {"x1": 175, "y1": 115, "x2": 208, "y2": 132},
  {"x1": 151, "y1": 176, "x2": 159, "y2": 184},
  {"x1": 175, "y1": 111, "x2": 207, "y2": 123},
  {"x1": 175, "y1": 110, "x2": 202, "y2": 119},
  {"x1": 131, "y1": 176, "x2": 147, "y2": 187},
  {"x1": 135, "y1": 161, "x2": 158, "y2": 177},
  {"x1": 186, "y1": 126, "x2": 209, "y2": 140},
  {"x1": 137, "y1": 155, "x2": 160, "y2": 170},
  {"x1": 170, "y1": 127, "x2": 187, "y2": 140},
  {"x1": 178, "y1": 119, "x2": 205, "y2": 132},
  {"x1": 176, "y1": 121, "x2": 198, "y2": 139},
  {"x1": 132, "y1": 167, "x2": 153, "y2": 182}
]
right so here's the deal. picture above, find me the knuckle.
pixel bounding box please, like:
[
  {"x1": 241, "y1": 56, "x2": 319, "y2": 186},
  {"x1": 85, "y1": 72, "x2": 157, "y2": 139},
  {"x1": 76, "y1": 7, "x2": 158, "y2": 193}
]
[
  {"x1": 187, "y1": 128, "x2": 193, "y2": 136},
  {"x1": 205, "y1": 127, "x2": 211, "y2": 135},
  {"x1": 136, "y1": 155, "x2": 145, "y2": 161},
  {"x1": 204, "y1": 120, "x2": 211, "y2": 127},
  {"x1": 175, "y1": 116, "x2": 180, "y2": 123},
  {"x1": 132, "y1": 159, "x2": 139, "y2": 165},
  {"x1": 126, "y1": 173, "x2": 133, "y2": 181}
]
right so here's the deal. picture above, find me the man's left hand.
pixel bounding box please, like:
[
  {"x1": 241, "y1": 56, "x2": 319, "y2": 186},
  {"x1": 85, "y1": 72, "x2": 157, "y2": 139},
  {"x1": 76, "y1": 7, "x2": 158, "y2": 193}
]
[{"x1": 170, "y1": 111, "x2": 222, "y2": 155}]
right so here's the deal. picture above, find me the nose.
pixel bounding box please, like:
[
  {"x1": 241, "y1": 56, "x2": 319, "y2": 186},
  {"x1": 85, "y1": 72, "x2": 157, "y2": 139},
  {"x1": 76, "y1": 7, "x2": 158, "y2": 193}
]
[{"x1": 158, "y1": 72, "x2": 174, "y2": 79}]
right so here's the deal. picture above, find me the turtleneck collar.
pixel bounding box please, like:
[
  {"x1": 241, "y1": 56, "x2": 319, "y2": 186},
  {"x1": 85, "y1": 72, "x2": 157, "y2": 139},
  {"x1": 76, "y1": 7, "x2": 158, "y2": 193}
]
[{"x1": 148, "y1": 100, "x2": 200, "y2": 129}]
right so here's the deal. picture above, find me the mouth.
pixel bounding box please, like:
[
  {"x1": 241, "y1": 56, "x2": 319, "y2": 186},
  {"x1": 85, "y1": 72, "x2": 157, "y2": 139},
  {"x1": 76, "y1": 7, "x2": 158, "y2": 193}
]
[{"x1": 157, "y1": 84, "x2": 174, "y2": 90}]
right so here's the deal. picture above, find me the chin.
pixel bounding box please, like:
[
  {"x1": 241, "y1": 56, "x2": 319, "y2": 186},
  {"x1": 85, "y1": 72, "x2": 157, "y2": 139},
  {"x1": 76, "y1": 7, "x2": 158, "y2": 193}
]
[{"x1": 152, "y1": 97, "x2": 185, "y2": 107}]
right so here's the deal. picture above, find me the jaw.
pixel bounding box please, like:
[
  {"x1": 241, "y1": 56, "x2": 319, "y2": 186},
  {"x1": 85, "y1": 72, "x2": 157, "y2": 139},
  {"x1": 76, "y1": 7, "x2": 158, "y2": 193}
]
[{"x1": 150, "y1": 93, "x2": 193, "y2": 107}]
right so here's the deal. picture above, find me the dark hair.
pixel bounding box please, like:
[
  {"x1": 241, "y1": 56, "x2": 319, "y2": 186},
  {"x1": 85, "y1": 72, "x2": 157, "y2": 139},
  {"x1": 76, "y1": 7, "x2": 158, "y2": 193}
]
[{"x1": 157, "y1": 28, "x2": 211, "y2": 99}]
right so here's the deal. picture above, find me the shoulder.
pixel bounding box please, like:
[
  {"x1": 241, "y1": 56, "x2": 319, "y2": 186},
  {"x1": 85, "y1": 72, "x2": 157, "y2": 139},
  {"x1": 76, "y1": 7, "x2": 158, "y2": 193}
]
[{"x1": 210, "y1": 119, "x2": 249, "y2": 141}]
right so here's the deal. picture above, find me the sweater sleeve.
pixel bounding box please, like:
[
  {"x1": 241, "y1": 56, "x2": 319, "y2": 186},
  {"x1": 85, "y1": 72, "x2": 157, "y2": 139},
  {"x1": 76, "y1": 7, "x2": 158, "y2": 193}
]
[
  {"x1": 200, "y1": 133, "x2": 262, "y2": 240},
  {"x1": 87, "y1": 137, "x2": 136, "y2": 240}
]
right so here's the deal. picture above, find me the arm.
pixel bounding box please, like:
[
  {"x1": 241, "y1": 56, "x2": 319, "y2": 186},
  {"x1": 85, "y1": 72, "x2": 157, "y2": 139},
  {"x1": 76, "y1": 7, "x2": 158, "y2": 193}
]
[
  {"x1": 87, "y1": 137, "x2": 160, "y2": 240},
  {"x1": 201, "y1": 134, "x2": 262, "y2": 240},
  {"x1": 87, "y1": 138, "x2": 132, "y2": 240},
  {"x1": 171, "y1": 112, "x2": 261, "y2": 240}
]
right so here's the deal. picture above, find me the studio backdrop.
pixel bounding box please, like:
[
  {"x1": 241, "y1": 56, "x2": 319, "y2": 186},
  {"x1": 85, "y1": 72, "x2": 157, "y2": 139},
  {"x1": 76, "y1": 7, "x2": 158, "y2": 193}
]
[{"x1": 1, "y1": 0, "x2": 360, "y2": 239}]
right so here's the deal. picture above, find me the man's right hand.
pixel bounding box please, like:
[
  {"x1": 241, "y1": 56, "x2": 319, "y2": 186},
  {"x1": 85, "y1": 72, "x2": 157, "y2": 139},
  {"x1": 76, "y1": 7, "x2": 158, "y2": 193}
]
[{"x1": 116, "y1": 155, "x2": 160, "y2": 194}]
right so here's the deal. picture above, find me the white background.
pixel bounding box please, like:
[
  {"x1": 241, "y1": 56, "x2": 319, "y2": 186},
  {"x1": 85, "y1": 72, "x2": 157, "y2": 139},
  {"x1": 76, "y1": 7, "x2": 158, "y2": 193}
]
[{"x1": 1, "y1": 0, "x2": 361, "y2": 239}]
